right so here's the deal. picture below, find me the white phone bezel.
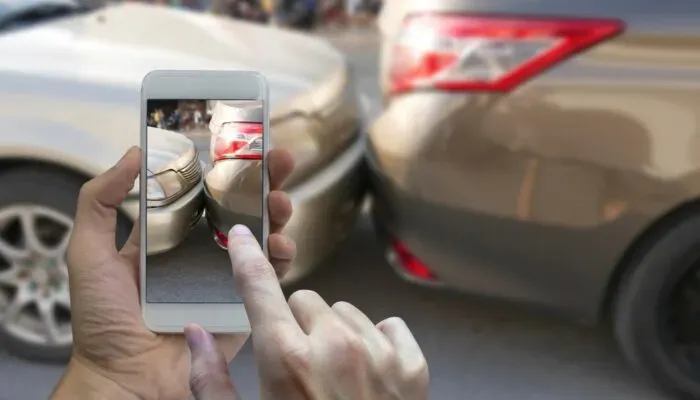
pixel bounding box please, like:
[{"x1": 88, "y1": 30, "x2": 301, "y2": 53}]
[{"x1": 139, "y1": 70, "x2": 270, "y2": 333}]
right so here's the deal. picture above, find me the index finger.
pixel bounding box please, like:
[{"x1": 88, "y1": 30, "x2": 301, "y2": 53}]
[{"x1": 227, "y1": 224, "x2": 300, "y2": 333}]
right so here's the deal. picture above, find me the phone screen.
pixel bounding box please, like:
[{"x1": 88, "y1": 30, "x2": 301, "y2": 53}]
[{"x1": 144, "y1": 99, "x2": 265, "y2": 304}]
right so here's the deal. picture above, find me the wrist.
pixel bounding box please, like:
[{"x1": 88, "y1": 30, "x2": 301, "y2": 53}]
[{"x1": 51, "y1": 357, "x2": 142, "y2": 400}]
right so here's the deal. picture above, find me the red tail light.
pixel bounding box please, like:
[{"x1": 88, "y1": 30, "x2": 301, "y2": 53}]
[
  {"x1": 213, "y1": 228, "x2": 228, "y2": 248},
  {"x1": 390, "y1": 239, "x2": 438, "y2": 281},
  {"x1": 389, "y1": 14, "x2": 623, "y2": 94},
  {"x1": 213, "y1": 122, "x2": 264, "y2": 162}
]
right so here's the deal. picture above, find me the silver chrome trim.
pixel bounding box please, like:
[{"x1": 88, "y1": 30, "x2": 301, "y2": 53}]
[{"x1": 147, "y1": 152, "x2": 202, "y2": 208}]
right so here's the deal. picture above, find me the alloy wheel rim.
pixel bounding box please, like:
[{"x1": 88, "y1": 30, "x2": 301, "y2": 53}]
[{"x1": 0, "y1": 204, "x2": 73, "y2": 346}]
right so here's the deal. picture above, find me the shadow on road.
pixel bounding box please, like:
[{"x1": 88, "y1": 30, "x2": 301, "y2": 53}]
[{"x1": 233, "y1": 215, "x2": 666, "y2": 400}]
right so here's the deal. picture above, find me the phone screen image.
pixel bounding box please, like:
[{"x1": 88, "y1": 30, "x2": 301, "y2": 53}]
[{"x1": 144, "y1": 99, "x2": 265, "y2": 304}]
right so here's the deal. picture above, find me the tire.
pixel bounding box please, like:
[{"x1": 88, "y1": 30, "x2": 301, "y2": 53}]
[
  {"x1": 0, "y1": 167, "x2": 131, "y2": 363},
  {"x1": 614, "y1": 213, "x2": 700, "y2": 399}
]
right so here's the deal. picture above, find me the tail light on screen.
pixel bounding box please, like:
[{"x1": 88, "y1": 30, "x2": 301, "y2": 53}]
[
  {"x1": 390, "y1": 239, "x2": 438, "y2": 282},
  {"x1": 213, "y1": 228, "x2": 228, "y2": 248},
  {"x1": 389, "y1": 14, "x2": 623, "y2": 94},
  {"x1": 213, "y1": 122, "x2": 263, "y2": 162}
]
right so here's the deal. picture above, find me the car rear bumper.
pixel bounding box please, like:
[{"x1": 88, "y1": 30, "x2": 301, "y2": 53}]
[
  {"x1": 122, "y1": 182, "x2": 205, "y2": 255},
  {"x1": 205, "y1": 135, "x2": 368, "y2": 284},
  {"x1": 368, "y1": 160, "x2": 611, "y2": 323},
  {"x1": 366, "y1": 94, "x2": 648, "y2": 323}
]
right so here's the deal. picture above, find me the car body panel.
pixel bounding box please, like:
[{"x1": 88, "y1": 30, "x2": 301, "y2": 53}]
[
  {"x1": 273, "y1": 135, "x2": 367, "y2": 284},
  {"x1": 0, "y1": 116, "x2": 124, "y2": 177},
  {"x1": 127, "y1": 179, "x2": 204, "y2": 255},
  {"x1": 204, "y1": 136, "x2": 368, "y2": 284},
  {"x1": 205, "y1": 158, "x2": 263, "y2": 221},
  {"x1": 204, "y1": 100, "x2": 270, "y2": 246},
  {"x1": 369, "y1": 0, "x2": 700, "y2": 322},
  {"x1": 0, "y1": 2, "x2": 356, "y2": 204},
  {"x1": 147, "y1": 126, "x2": 198, "y2": 172},
  {"x1": 203, "y1": 90, "x2": 368, "y2": 283},
  {"x1": 143, "y1": 126, "x2": 204, "y2": 253},
  {"x1": 271, "y1": 67, "x2": 361, "y2": 187},
  {"x1": 205, "y1": 135, "x2": 367, "y2": 284},
  {"x1": 0, "y1": 3, "x2": 342, "y2": 103}
]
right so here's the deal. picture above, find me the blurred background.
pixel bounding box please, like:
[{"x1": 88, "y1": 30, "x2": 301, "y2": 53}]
[{"x1": 1, "y1": 0, "x2": 699, "y2": 399}]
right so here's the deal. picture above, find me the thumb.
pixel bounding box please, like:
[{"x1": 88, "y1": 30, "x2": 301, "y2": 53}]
[
  {"x1": 185, "y1": 324, "x2": 240, "y2": 400},
  {"x1": 68, "y1": 146, "x2": 141, "y2": 267}
]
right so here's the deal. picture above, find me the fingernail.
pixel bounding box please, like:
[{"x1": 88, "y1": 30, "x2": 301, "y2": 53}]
[
  {"x1": 229, "y1": 224, "x2": 252, "y2": 237},
  {"x1": 185, "y1": 324, "x2": 207, "y2": 353}
]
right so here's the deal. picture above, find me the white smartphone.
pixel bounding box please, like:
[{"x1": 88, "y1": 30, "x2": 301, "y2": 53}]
[{"x1": 139, "y1": 70, "x2": 270, "y2": 333}]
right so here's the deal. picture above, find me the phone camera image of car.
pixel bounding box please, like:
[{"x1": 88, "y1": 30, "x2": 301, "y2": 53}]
[
  {"x1": 205, "y1": 100, "x2": 265, "y2": 250},
  {"x1": 144, "y1": 99, "x2": 264, "y2": 304},
  {"x1": 145, "y1": 126, "x2": 205, "y2": 255}
]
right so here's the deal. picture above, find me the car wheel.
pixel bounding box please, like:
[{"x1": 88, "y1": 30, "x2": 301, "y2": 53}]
[
  {"x1": 0, "y1": 167, "x2": 131, "y2": 363},
  {"x1": 614, "y1": 213, "x2": 700, "y2": 399}
]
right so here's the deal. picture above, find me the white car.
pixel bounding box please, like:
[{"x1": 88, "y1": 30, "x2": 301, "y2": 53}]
[
  {"x1": 0, "y1": 0, "x2": 367, "y2": 362},
  {"x1": 145, "y1": 126, "x2": 204, "y2": 255}
]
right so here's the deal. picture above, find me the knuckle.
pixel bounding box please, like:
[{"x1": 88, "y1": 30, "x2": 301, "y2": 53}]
[
  {"x1": 382, "y1": 316, "x2": 407, "y2": 329},
  {"x1": 330, "y1": 300, "x2": 353, "y2": 312},
  {"x1": 271, "y1": 331, "x2": 312, "y2": 372},
  {"x1": 376, "y1": 342, "x2": 397, "y2": 370},
  {"x1": 329, "y1": 325, "x2": 364, "y2": 356},
  {"x1": 269, "y1": 324, "x2": 303, "y2": 351},
  {"x1": 280, "y1": 345, "x2": 313, "y2": 373},
  {"x1": 325, "y1": 333, "x2": 366, "y2": 376},
  {"x1": 77, "y1": 180, "x2": 97, "y2": 202},
  {"x1": 189, "y1": 349, "x2": 233, "y2": 393},
  {"x1": 288, "y1": 289, "x2": 320, "y2": 306},
  {"x1": 189, "y1": 369, "x2": 225, "y2": 395},
  {"x1": 228, "y1": 232, "x2": 259, "y2": 249},
  {"x1": 234, "y1": 257, "x2": 276, "y2": 285},
  {"x1": 345, "y1": 336, "x2": 365, "y2": 356},
  {"x1": 261, "y1": 331, "x2": 314, "y2": 390},
  {"x1": 403, "y1": 359, "x2": 430, "y2": 388}
]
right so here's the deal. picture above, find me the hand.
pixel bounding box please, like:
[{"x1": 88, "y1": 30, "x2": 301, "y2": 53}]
[
  {"x1": 51, "y1": 146, "x2": 296, "y2": 399},
  {"x1": 185, "y1": 227, "x2": 430, "y2": 399}
]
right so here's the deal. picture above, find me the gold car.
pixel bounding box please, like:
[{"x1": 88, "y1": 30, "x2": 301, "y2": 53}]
[
  {"x1": 204, "y1": 70, "x2": 367, "y2": 284},
  {"x1": 369, "y1": 1, "x2": 700, "y2": 398}
]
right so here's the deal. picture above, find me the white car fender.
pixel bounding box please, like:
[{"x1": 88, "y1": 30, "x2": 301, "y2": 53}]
[{"x1": 0, "y1": 117, "x2": 139, "y2": 209}]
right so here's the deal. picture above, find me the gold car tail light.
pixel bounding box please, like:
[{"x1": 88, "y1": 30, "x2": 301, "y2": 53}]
[
  {"x1": 212, "y1": 122, "x2": 264, "y2": 162},
  {"x1": 389, "y1": 14, "x2": 624, "y2": 95}
]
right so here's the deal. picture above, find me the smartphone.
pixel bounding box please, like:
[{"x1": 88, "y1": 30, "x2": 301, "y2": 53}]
[{"x1": 139, "y1": 70, "x2": 269, "y2": 333}]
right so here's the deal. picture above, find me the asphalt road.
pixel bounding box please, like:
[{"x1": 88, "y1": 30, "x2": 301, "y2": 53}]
[
  {"x1": 146, "y1": 220, "x2": 247, "y2": 303},
  {"x1": 0, "y1": 27, "x2": 673, "y2": 400}
]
